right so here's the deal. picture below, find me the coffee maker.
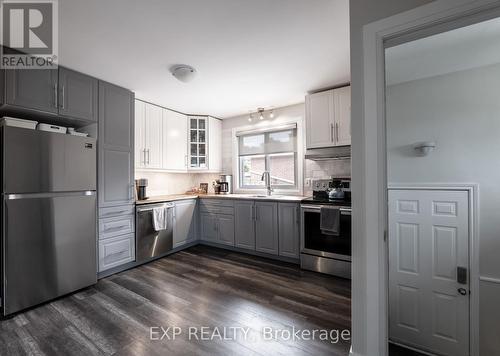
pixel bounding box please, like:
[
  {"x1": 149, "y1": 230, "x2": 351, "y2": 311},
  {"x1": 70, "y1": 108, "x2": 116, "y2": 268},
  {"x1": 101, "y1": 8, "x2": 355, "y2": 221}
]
[
  {"x1": 219, "y1": 175, "x2": 233, "y2": 195},
  {"x1": 135, "y1": 179, "x2": 148, "y2": 200}
]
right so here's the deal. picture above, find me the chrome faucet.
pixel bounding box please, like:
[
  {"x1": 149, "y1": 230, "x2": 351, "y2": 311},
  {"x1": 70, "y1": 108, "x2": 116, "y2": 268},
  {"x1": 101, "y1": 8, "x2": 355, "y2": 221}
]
[{"x1": 261, "y1": 171, "x2": 273, "y2": 196}]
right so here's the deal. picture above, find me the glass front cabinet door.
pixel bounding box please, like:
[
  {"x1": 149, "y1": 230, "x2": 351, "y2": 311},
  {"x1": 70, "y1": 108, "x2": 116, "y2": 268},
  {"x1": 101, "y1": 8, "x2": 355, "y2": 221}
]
[{"x1": 188, "y1": 116, "x2": 208, "y2": 169}]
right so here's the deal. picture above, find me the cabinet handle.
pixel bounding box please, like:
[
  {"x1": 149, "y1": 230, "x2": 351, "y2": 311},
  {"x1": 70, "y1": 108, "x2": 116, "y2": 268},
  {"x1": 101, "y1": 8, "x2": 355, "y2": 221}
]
[
  {"x1": 103, "y1": 224, "x2": 129, "y2": 233},
  {"x1": 330, "y1": 123, "x2": 334, "y2": 143},
  {"x1": 255, "y1": 206, "x2": 258, "y2": 221},
  {"x1": 251, "y1": 205, "x2": 255, "y2": 220},
  {"x1": 102, "y1": 210, "x2": 129, "y2": 217},
  {"x1": 61, "y1": 85, "x2": 65, "y2": 109},
  {"x1": 146, "y1": 149, "x2": 150, "y2": 165},
  {"x1": 54, "y1": 83, "x2": 58, "y2": 108},
  {"x1": 335, "y1": 123, "x2": 339, "y2": 142}
]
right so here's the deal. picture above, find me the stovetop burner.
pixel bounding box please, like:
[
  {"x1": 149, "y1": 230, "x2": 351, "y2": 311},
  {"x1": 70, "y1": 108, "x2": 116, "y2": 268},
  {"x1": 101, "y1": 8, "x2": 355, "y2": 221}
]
[
  {"x1": 302, "y1": 178, "x2": 352, "y2": 206},
  {"x1": 301, "y1": 196, "x2": 352, "y2": 207}
]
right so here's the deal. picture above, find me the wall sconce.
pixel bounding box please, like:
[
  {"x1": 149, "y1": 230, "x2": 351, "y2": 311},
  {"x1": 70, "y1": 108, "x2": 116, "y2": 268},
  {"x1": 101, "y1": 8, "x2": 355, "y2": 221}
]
[{"x1": 413, "y1": 141, "x2": 436, "y2": 156}]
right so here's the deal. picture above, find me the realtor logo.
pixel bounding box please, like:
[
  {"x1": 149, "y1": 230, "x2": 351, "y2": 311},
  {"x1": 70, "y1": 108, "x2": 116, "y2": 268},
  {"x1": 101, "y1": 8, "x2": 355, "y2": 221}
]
[{"x1": 0, "y1": 0, "x2": 58, "y2": 68}]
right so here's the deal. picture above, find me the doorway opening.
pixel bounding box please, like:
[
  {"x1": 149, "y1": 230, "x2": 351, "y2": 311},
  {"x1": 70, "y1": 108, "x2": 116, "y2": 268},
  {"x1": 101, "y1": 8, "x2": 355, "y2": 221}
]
[{"x1": 384, "y1": 14, "x2": 500, "y2": 356}]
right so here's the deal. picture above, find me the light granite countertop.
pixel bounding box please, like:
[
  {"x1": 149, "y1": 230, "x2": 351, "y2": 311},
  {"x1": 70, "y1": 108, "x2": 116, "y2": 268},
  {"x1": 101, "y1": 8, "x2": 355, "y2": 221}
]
[{"x1": 136, "y1": 193, "x2": 308, "y2": 205}]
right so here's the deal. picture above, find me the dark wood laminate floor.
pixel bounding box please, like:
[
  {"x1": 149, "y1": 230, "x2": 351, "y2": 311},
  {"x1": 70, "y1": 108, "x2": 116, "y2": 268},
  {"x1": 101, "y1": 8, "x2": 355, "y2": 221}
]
[{"x1": 0, "y1": 245, "x2": 353, "y2": 356}]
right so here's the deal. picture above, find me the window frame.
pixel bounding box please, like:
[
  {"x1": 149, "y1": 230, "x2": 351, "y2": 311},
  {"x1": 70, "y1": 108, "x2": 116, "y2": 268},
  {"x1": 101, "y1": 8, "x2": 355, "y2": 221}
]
[{"x1": 237, "y1": 127, "x2": 299, "y2": 191}]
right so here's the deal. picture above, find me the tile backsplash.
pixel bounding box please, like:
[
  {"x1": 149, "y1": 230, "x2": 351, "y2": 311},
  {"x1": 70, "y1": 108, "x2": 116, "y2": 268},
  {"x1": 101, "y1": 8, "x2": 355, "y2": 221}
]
[
  {"x1": 134, "y1": 171, "x2": 220, "y2": 196},
  {"x1": 304, "y1": 158, "x2": 351, "y2": 195}
]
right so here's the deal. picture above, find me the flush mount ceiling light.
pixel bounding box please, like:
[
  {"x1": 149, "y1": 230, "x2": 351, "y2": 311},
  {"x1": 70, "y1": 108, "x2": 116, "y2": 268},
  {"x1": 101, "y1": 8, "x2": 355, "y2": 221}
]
[{"x1": 170, "y1": 64, "x2": 197, "y2": 83}]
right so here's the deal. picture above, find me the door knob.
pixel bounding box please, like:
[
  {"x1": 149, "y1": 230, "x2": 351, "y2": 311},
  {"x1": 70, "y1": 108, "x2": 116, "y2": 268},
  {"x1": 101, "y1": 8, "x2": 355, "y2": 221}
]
[{"x1": 458, "y1": 288, "x2": 467, "y2": 296}]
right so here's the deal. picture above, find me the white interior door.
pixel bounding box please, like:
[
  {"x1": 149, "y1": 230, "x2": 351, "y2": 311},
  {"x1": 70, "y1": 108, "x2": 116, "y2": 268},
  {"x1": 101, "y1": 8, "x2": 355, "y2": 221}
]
[{"x1": 389, "y1": 189, "x2": 469, "y2": 356}]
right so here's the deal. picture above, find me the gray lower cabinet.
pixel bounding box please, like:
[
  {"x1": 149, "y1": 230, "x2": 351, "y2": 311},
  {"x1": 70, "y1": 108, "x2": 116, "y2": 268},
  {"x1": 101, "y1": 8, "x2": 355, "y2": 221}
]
[
  {"x1": 58, "y1": 67, "x2": 98, "y2": 122},
  {"x1": 201, "y1": 213, "x2": 218, "y2": 242},
  {"x1": 98, "y1": 233, "x2": 135, "y2": 272},
  {"x1": 255, "y1": 201, "x2": 279, "y2": 255},
  {"x1": 173, "y1": 199, "x2": 197, "y2": 248},
  {"x1": 199, "y1": 199, "x2": 235, "y2": 246},
  {"x1": 97, "y1": 204, "x2": 135, "y2": 272},
  {"x1": 200, "y1": 213, "x2": 235, "y2": 246},
  {"x1": 278, "y1": 203, "x2": 300, "y2": 258},
  {"x1": 5, "y1": 68, "x2": 58, "y2": 114},
  {"x1": 218, "y1": 215, "x2": 235, "y2": 246},
  {"x1": 234, "y1": 200, "x2": 255, "y2": 250},
  {"x1": 98, "y1": 81, "x2": 134, "y2": 207}
]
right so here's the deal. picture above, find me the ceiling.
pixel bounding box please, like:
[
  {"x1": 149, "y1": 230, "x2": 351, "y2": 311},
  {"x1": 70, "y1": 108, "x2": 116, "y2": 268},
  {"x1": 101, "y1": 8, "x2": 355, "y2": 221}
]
[
  {"x1": 386, "y1": 16, "x2": 500, "y2": 86},
  {"x1": 59, "y1": 0, "x2": 350, "y2": 118}
]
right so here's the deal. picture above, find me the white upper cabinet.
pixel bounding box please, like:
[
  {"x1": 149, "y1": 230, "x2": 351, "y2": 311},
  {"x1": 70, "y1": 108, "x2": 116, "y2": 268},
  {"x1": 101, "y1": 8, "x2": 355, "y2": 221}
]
[
  {"x1": 134, "y1": 101, "x2": 222, "y2": 172},
  {"x1": 306, "y1": 89, "x2": 334, "y2": 149},
  {"x1": 162, "y1": 109, "x2": 188, "y2": 171},
  {"x1": 134, "y1": 100, "x2": 146, "y2": 168},
  {"x1": 188, "y1": 116, "x2": 208, "y2": 170},
  {"x1": 305, "y1": 86, "x2": 351, "y2": 149},
  {"x1": 334, "y1": 86, "x2": 351, "y2": 146},
  {"x1": 208, "y1": 117, "x2": 222, "y2": 173},
  {"x1": 135, "y1": 100, "x2": 162, "y2": 169},
  {"x1": 144, "y1": 103, "x2": 163, "y2": 168}
]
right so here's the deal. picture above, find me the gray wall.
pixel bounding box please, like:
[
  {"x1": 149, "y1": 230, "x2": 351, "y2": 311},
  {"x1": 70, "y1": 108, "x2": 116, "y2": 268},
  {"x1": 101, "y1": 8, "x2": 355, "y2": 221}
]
[
  {"x1": 387, "y1": 63, "x2": 500, "y2": 355},
  {"x1": 349, "y1": 0, "x2": 434, "y2": 355}
]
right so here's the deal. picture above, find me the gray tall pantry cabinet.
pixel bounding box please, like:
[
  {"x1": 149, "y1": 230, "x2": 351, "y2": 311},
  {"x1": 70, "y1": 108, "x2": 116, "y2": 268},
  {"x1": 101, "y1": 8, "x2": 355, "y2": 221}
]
[{"x1": 98, "y1": 81, "x2": 136, "y2": 273}]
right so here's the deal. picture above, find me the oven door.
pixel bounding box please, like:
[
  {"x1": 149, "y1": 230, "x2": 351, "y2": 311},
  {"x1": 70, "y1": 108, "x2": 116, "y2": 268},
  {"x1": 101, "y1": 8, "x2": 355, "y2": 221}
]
[{"x1": 300, "y1": 204, "x2": 351, "y2": 261}]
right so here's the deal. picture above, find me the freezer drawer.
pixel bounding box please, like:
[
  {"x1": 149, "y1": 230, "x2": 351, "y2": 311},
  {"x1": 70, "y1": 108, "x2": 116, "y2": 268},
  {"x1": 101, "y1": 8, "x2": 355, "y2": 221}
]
[
  {"x1": 2, "y1": 192, "x2": 97, "y2": 315},
  {"x1": 2, "y1": 126, "x2": 96, "y2": 193}
]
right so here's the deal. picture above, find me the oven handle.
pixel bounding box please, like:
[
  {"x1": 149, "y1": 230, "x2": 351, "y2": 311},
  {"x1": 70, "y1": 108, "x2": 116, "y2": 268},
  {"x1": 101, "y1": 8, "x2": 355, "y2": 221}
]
[{"x1": 301, "y1": 205, "x2": 352, "y2": 215}]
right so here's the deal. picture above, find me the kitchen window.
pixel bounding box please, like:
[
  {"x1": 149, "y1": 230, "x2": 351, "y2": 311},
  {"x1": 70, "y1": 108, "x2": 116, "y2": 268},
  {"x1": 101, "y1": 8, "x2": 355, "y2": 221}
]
[{"x1": 237, "y1": 127, "x2": 297, "y2": 190}]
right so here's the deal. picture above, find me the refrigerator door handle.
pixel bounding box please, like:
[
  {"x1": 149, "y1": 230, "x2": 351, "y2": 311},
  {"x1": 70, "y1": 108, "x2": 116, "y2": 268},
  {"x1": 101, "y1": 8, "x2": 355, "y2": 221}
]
[{"x1": 5, "y1": 191, "x2": 96, "y2": 200}]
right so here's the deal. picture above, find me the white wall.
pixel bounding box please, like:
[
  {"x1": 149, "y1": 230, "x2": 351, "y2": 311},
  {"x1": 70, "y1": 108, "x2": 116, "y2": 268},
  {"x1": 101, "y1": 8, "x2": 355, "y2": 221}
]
[
  {"x1": 134, "y1": 171, "x2": 220, "y2": 196},
  {"x1": 349, "y1": 1, "x2": 434, "y2": 355},
  {"x1": 221, "y1": 103, "x2": 305, "y2": 174},
  {"x1": 221, "y1": 103, "x2": 351, "y2": 195},
  {"x1": 387, "y1": 63, "x2": 500, "y2": 355}
]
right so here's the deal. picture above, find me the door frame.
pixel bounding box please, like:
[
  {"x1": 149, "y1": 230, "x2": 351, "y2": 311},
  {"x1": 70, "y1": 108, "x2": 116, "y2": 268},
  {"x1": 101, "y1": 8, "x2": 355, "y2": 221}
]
[
  {"x1": 357, "y1": 1, "x2": 500, "y2": 355},
  {"x1": 388, "y1": 184, "x2": 479, "y2": 355}
]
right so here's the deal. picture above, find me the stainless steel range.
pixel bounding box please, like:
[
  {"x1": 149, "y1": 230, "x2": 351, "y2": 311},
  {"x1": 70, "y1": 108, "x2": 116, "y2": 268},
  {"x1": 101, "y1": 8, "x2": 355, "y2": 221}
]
[{"x1": 300, "y1": 178, "x2": 351, "y2": 279}]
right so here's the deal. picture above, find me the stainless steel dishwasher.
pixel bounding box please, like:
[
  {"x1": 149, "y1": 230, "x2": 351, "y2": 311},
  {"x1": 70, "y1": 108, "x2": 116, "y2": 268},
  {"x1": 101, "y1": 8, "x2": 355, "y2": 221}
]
[{"x1": 136, "y1": 202, "x2": 174, "y2": 264}]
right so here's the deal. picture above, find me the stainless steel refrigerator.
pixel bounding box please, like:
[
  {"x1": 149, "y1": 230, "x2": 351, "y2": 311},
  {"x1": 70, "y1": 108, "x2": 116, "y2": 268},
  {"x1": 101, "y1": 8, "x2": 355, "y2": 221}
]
[{"x1": 1, "y1": 126, "x2": 97, "y2": 316}]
